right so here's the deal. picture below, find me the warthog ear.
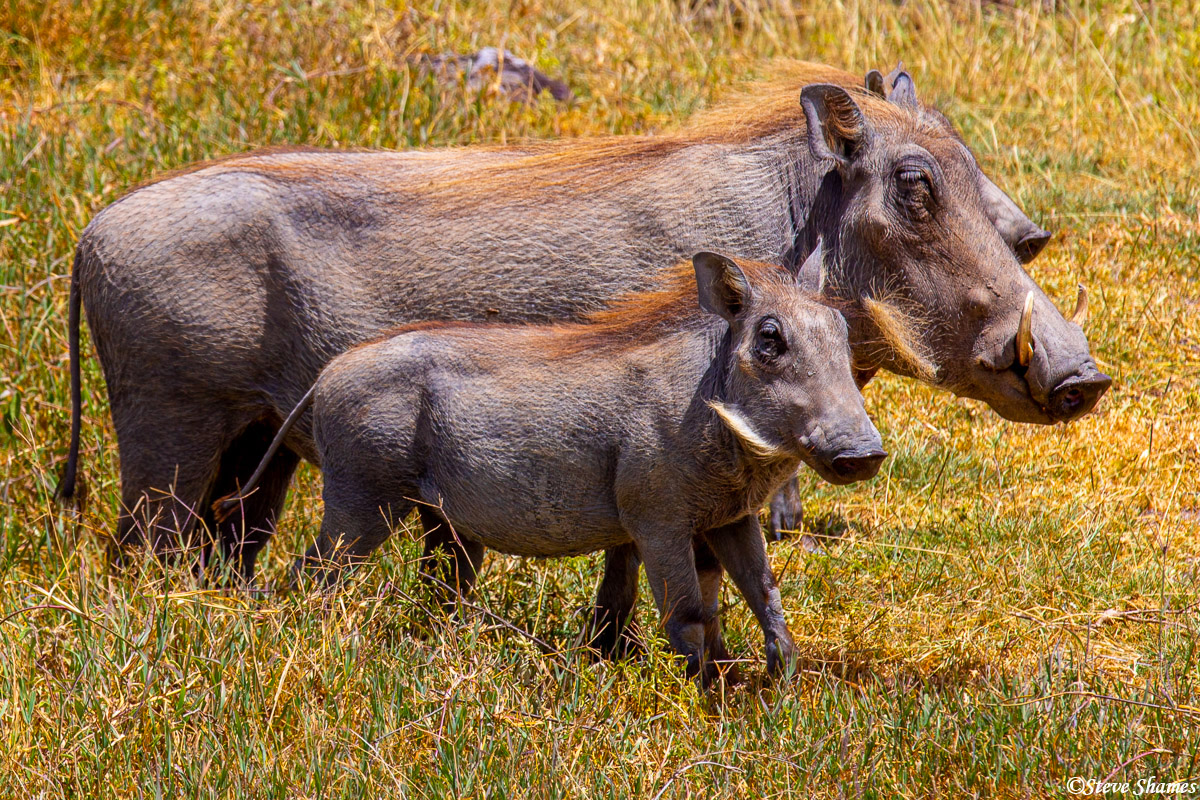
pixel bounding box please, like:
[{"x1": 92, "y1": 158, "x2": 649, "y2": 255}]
[
  {"x1": 864, "y1": 69, "x2": 886, "y2": 98},
  {"x1": 693, "y1": 252, "x2": 753, "y2": 323},
  {"x1": 978, "y1": 174, "x2": 1052, "y2": 263},
  {"x1": 800, "y1": 84, "x2": 874, "y2": 170},
  {"x1": 795, "y1": 236, "x2": 826, "y2": 293},
  {"x1": 1014, "y1": 228, "x2": 1053, "y2": 263},
  {"x1": 884, "y1": 62, "x2": 919, "y2": 107},
  {"x1": 874, "y1": 61, "x2": 1050, "y2": 263}
]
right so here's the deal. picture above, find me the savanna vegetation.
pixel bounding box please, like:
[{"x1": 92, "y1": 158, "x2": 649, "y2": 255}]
[{"x1": 2, "y1": 1, "x2": 1198, "y2": 796}]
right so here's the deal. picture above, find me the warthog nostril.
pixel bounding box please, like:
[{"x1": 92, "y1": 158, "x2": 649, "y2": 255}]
[
  {"x1": 1051, "y1": 371, "x2": 1113, "y2": 422},
  {"x1": 830, "y1": 449, "x2": 888, "y2": 482},
  {"x1": 1061, "y1": 388, "x2": 1084, "y2": 414},
  {"x1": 1049, "y1": 371, "x2": 1112, "y2": 422}
]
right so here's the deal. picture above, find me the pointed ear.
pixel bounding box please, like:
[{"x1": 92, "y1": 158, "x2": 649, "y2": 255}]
[
  {"x1": 884, "y1": 63, "x2": 919, "y2": 107},
  {"x1": 1014, "y1": 228, "x2": 1052, "y2": 263},
  {"x1": 693, "y1": 252, "x2": 753, "y2": 323},
  {"x1": 864, "y1": 69, "x2": 886, "y2": 98},
  {"x1": 800, "y1": 84, "x2": 874, "y2": 170},
  {"x1": 977, "y1": 174, "x2": 1052, "y2": 264},
  {"x1": 795, "y1": 236, "x2": 825, "y2": 293}
]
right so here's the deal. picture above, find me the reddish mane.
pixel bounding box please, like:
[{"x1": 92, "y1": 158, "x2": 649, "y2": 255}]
[
  {"x1": 128, "y1": 60, "x2": 930, "y2": 196},
  {"x1": 357, "y1": 258, "x2": 804, "y2": 358}
]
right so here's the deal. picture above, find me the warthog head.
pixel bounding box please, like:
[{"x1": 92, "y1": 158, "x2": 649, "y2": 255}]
[
  {"x1": 798, "y1": 83, "x2": 1111, "y2": 424},
  {"x1": 694, "y1": 252, "x2": 887, "y2": 484}
]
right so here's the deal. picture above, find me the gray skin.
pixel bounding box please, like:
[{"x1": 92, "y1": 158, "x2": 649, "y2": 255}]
[
  {"x1": 293, "y1": 254, "x2": 885, "y2": 684},
  {"x1": 57, "y1": 66, "x2": 1109, "y2": 645},
  {"x1": 590, "y1": 79, "x2": 1110, "y2": 655}
]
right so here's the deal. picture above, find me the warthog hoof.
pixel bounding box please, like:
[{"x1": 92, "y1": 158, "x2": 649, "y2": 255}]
[
  {"x1": 765, "y1": 635, "x2": 797, "y2": 679},
  {"x1": 581, "y1": 606, "x2": 644, "y2": 659}
]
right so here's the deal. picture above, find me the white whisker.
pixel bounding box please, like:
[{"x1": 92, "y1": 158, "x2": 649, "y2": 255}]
[{"x1": 707, "y1": 401, "x2": 787, "y2": 460}]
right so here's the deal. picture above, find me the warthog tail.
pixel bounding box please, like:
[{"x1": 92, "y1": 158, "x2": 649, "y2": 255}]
[
  {"x1": 211, "y1": 383, "x2": 318, "y2": 523},
  {"x1": 54, "y1": 248, "x2": 85, "y2": 509}
]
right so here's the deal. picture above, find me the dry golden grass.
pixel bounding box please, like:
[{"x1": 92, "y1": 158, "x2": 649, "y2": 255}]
[{"x1": 2, "y1": 0, "x2": 1199, "y2": 797}]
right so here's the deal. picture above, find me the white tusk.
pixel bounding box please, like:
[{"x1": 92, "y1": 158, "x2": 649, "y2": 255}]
[
  {"x1": 1070, "y1": 284, "x2": 1088, "y2": 327},
  {"x1": 1016, "y1": 291, "x2": 1035, "y2": 368}
]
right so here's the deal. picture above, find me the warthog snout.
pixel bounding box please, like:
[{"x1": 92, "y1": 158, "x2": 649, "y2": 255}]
[
  {"x1": 830, "y1": 447, "x2": 888, "y2": 483},
  {"x1": 806, "y1": 429, "x2": 887, "y2": 486},
  {"x1": 1013, "y1": 287, "x2": 1111, "y2": 423},
  {"x1": 795, "y1": 386, "x2": 887, "y2": 486},
  {"x1": 973, "y1": 285, "x2": 1112, "y2": 425}
]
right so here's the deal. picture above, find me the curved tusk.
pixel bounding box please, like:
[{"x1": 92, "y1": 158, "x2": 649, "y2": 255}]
[
  {"x1": 1016, "y1": 291, "x2": 1035, "y2": 367},
  {"x1": 1070, "y1": 284, "x2": 1088, "y2": 326}
]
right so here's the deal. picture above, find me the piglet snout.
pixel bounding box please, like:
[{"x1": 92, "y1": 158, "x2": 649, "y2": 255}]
[{"x1": 829, "y1": 448, "x2": 887, "y2": 483}]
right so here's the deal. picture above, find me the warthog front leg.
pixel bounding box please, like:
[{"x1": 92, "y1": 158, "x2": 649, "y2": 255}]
[
  {"x1": 694, "y1": 540, "x2": 737, "y2": 680},
  {"x1": 704, "y1": 516, "x2": 795, "y2": 677},
  {"x1": 588, "y1": 538, "x2": 735, "y2": 669},
  {"x1": 585, "y1": 543, "x2": 643, "y2": 658},
  {"x1": 634, "y1": 528, "x2": 715, "y2": 686},
  {"x1": 768, "y1": 474, "x2": 804, "y2": 541}
]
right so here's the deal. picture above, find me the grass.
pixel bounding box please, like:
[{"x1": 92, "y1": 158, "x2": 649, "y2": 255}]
[{"x1": 2, "y1": 0, "x2": 1199, "y2": 796}]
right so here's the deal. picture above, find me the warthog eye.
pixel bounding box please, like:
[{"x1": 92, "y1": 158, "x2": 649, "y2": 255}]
[
  {"x1": 895, "y1": 166, "x2": 934, "y2": 219},
  {"x1": 754, "y1": 317, "x2": 787, "y2": 361}
]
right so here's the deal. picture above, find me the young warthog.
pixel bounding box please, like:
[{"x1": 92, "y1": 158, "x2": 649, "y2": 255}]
[{"x1": 235, "y1": 254, "x2": 884, "y2": 682}]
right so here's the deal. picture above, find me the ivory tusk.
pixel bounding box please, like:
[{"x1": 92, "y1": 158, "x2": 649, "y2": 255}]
[
  {"x1": 1016, "y1": 291, "x2": 1035, "y2": 367},
  {"x1": 1071, "y1": 284, "x2": 1088, "y2": 326}
]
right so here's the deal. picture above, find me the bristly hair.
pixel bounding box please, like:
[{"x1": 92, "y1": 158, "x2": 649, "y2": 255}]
[
  {"x1": 544, "y1": 257, "x2": 813, "y2": 358},
  {"x1": 127, "y1": 60, "x2": 945, "y2": 198},
  {"x1": 123, "y1": 144, "x2": 336, "y2": 195},
  {"x1": 858, "y1": 294, "x2": 939, "y2": 383},
  {"x1": 707, "y1": 401, "x2": 789, "y2": 461},
  {"x1": 678, "y1": 60, "x2": 901, "y2": 144},
  {"x1": 347, "y1": 258, "x2": 815, "y2": 359}
]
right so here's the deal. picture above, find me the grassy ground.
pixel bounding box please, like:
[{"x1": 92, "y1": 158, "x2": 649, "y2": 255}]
[{"x1": 2, "y1": 0, "x2": 1199, "y2": 796}]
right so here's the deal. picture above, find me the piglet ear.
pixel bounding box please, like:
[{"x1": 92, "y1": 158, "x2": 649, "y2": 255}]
[
  {"x1": 693, "y1": 252, "x2": 753, "y2": 323},
  {"x1": 795, "y1": 236, "x2": 825, "y2": 293}
]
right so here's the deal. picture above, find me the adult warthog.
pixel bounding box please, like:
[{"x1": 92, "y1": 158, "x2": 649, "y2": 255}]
[{"x1": 58, "y1": 61, "x2": 1108, "y2": 635}]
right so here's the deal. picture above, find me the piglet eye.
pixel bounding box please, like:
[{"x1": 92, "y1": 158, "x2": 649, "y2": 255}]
[{"x1": 754, "y1": 317, "x2": 787, "y2": 360}]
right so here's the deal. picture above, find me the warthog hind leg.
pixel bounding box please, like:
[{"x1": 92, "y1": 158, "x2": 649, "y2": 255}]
[
  {"x1": 417, "y1": 506, "x2": 486, "y2": 612},
  {"x1": 294, "y1": 487, "x2": 413, "y2": 589},
  {"x1": 110, "y1": 400, "x2": 233, "y2": 570},
  {"x1": 206, "y1": 420, "x2": 301, "y2": 584}
]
